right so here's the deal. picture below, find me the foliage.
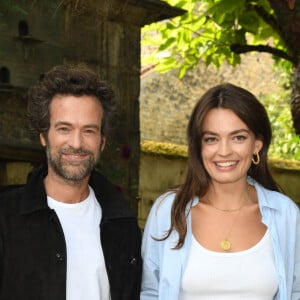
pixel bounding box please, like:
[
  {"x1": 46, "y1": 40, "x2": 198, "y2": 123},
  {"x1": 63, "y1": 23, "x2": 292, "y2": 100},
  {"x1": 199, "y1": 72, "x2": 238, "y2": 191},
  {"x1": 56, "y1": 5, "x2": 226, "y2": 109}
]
[
  {"x1": 142, "y1": 0, "x2": 293, "y2": 78},
  {"x1": 264, "y1": 91, "x2": 300, "y2": 160},
  {"x1": 259, "y1": 68, "x2": 300, "y2": 160},
  {"x1": 143, "y1": 0, "x2": 299, "y2": 160}
]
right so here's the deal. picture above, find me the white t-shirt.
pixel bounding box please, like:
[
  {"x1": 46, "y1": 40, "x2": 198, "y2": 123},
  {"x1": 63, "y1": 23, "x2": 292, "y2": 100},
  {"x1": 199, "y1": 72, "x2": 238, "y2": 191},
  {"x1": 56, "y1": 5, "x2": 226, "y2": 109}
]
[
  {"x1": 47, "y1": 186, "x2": 110, "y2": 300},
  {"x1": 179, "y1": 230, "x2": 278, "y2": 300}
]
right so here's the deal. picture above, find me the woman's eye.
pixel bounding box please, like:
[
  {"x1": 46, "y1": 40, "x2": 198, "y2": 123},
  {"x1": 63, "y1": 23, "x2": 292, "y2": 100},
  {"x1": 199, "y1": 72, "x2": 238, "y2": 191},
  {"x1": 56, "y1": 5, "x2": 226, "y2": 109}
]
[
  {"x1": 84, "y1": 129, "x2": 96, "y2": 135},
  {"x1": 233, "y1": 135, "x2": 246, "y2": 141},
  {"x1": 203, "y1": 137, "x2": 217, "y2": 144}
]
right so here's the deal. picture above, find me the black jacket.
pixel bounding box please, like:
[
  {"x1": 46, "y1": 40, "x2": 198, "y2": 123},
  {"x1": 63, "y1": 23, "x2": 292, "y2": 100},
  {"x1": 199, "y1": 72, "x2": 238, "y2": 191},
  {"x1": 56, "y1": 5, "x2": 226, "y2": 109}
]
[{"x1": 0, "y1": 165, "x2": 142, "y2": 300}]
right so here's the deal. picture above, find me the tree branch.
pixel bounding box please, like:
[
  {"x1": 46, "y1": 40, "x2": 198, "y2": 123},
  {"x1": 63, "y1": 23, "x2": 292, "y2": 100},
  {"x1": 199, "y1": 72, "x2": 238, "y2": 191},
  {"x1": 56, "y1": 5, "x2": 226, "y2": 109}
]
[
  {"x1": 230, "y1": 43, "x2": 297, "y2": 65},
  {"x1": 246, "y1": 2, "x2": 296, "y2": 58},
  {"x1": 247, "y1": 3, "x2": 281, "y2": 35}
]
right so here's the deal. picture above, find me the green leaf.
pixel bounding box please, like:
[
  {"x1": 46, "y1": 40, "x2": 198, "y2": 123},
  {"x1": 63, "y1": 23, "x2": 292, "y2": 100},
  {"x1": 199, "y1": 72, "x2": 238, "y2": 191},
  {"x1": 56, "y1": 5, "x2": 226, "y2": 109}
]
[
  {"x1": 239, "y1": 11, "x2": 260, "y2": 34},
  {"x1": 158, "y1": 37, "x2": 176, "y2": 51},
  {"x1": 178, "y1": 64, "x2": 188, "y2": 78}
]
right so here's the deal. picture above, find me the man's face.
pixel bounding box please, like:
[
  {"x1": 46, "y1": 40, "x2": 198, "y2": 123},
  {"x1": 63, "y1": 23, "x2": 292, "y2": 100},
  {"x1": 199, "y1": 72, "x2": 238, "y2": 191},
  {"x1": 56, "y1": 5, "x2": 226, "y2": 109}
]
[{"x1": 40, "y1": 94, "x2": 105, "y2": 182}]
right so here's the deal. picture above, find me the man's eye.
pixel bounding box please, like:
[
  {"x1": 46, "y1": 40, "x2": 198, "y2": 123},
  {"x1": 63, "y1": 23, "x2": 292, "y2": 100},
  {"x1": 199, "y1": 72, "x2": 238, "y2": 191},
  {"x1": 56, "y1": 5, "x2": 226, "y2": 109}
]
[{"x1": 58, "y1": 127, "x2": 69, "y2": 132}]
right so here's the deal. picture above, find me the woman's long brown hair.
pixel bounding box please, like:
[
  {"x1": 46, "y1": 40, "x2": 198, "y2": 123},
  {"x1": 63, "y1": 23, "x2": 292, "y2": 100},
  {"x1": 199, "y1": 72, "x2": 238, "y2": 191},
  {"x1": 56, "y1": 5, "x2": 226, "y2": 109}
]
[{"x1": 161, "y1": 83, "x2": 280, "y2": 249}]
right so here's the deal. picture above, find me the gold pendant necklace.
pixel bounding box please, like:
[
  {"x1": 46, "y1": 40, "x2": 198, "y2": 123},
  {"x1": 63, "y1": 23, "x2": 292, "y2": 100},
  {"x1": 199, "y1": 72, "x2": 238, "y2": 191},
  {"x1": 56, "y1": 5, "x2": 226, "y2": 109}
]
[
  {"x1": 208, "y1": 199, "x2": 245, "y2": 252},
  {"x1": 220, "y1": 207, "x2": 243, "y2": 251},
  {"x1": 220, "y1": 239, "x2": 231, "y2": 251}
]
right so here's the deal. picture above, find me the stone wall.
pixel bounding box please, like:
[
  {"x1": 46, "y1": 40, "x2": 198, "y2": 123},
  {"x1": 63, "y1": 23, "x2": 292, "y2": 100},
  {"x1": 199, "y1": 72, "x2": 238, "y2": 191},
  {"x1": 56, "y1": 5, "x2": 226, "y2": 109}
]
[
  {"x1": 0, "y1": 0, "x2": 184, "y2": 213},
  {"x1": 0, "y1": 2, "x2": 63, "y2": 88},
  {"x1": 0, "y1": 1, "x2": 63, "y2": 187},
  {"x1": 0, "y1": 90, "x2": 31, "y2": 147},
  {"x1": 0, "y1": 89, "x2": 44, "y2": 186},
  {"x1": 140, "y1": 53, "x2": 282, "y2": 145},
  {"x1": 138, "y1": 152, "x2": 187, "y2": 228}
]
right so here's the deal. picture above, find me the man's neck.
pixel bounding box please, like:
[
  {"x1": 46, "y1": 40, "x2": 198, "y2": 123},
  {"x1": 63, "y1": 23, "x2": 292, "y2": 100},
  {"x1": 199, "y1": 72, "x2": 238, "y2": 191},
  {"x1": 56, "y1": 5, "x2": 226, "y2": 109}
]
[{"x1": 44, "y1": 172, "x2": 90, "y2": 204}]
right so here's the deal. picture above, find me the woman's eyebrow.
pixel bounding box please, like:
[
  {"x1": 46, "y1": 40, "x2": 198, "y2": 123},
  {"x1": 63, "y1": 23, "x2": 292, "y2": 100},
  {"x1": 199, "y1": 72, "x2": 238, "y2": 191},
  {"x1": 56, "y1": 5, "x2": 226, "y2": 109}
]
[{"x1": 202, "y1": 128, "x2": 250, "y2": 136}]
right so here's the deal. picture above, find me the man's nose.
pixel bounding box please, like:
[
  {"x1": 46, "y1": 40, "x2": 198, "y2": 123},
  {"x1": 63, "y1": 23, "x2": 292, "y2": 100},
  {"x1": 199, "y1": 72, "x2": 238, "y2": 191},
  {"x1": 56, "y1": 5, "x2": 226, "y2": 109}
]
[{"x1": 68, "y1": 131, "x2": 83, "y2": 149}]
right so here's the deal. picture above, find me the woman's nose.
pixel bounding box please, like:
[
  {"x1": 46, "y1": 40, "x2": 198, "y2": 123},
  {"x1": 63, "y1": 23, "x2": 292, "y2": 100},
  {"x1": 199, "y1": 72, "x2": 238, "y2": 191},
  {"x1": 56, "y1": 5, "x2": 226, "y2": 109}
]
[{"x1": 218, "y1": 140, "x2": 232, "y2": 156}]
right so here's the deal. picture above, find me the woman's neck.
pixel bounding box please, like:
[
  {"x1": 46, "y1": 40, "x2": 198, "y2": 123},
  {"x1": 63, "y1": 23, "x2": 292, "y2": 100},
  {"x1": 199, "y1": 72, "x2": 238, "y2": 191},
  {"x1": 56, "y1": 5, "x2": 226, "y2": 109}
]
[{"x1": 204, "y1": 181, "x2": 255, "y2": 211}]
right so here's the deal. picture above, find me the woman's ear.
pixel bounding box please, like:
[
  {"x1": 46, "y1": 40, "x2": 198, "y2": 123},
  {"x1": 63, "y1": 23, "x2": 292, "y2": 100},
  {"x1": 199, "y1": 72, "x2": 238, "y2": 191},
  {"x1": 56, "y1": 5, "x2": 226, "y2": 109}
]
[{"x1": 254, "y1": 138, "x2": 263, "y2": 153}]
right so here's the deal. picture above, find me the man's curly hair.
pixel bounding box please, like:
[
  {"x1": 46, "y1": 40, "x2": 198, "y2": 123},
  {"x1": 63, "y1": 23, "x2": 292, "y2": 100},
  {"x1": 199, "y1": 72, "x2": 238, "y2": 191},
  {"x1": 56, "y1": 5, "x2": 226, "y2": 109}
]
[{"x1": 27, "y1": 64, "x2": 116, "y2": 137}]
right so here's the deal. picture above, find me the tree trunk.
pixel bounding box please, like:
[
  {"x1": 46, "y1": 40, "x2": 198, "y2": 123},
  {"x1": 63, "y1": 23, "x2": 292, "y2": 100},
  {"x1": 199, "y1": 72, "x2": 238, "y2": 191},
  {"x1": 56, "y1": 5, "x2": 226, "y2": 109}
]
[
  {"x1": 268, "y1": 0, "x2": 300, "y2": 60},
  {"x1": 291, "y1": 62, "x2": 300, "y2": 134},
  {"x1": 268, "y1": 0, "x2": 300, "y2": 134}
]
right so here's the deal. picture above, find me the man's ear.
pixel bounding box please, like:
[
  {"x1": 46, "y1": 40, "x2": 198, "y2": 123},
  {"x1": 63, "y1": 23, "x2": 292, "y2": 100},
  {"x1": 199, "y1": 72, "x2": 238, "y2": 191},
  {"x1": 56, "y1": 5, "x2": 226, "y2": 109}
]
[
  {"x1": 40, "y1": 133, "x2": 47, "y2": 147},
  {"x1": 100, "y1": 136, "x2": 106, "y2": 151}
]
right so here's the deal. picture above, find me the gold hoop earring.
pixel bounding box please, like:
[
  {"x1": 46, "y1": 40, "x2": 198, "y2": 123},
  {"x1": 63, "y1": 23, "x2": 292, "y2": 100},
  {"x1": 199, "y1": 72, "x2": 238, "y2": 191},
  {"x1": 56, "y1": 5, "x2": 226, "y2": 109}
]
[{"x1": 252, "y1": 152, "x2": 260, "y2": 165}]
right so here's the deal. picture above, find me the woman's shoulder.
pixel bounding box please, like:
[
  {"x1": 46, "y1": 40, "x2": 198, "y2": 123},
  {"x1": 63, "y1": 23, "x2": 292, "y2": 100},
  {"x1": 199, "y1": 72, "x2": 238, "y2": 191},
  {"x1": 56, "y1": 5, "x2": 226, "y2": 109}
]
[
  {"x1": 254, "y1": 181, "x2": 299, "y2": 213},
  {"x1": 142, "y1": 191, "x2": 178, "y2": 237},
  {"x1": 150, "y1": 190, "x2": 177, "y2": 216}
]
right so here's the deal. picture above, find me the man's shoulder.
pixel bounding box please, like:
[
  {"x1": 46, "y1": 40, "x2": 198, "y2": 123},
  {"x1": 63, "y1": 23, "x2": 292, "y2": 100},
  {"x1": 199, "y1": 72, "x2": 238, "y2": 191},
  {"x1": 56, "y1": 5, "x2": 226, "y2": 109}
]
[
  {"x1": 0, "y1": 185, "x2": 26, "y2": 212},
  {"x1": 0, "y1": 185, "x2": 25, "y2": 200}
]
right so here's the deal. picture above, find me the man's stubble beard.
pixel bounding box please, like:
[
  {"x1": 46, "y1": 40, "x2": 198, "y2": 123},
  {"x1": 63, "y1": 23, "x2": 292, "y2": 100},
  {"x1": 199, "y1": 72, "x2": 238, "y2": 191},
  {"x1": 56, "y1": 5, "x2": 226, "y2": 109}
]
[{"x1": 46, "y1": 145, "x2": 99, "y2": 182}]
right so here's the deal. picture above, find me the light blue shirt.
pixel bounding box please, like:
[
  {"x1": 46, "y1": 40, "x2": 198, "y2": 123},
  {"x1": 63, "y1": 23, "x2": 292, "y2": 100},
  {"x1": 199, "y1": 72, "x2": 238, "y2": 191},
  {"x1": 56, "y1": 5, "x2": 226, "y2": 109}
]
[{"x1": 141, "y1": 178, "x2": 300, "y2": 300}]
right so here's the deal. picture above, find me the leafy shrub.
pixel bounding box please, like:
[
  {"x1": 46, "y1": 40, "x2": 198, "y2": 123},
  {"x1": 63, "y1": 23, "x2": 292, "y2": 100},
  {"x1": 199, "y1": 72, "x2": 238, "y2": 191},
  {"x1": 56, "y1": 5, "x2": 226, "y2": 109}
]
[{"x1": 261, "y1": 91, "x2": 300, "y2": 160}]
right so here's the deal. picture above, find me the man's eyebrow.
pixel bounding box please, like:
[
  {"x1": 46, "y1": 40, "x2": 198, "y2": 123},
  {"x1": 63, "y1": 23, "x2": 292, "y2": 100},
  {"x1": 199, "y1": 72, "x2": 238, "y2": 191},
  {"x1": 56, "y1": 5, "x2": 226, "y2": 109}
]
[
  {"x1": 83, "y1": 124, "x2": 100, "y2": 130},
  {"x1": 54, "y1": 121, "x2": 72, "y2": 128},
  {"x1": 54, "y1": 121, "x2": 100, "y2": 130}
]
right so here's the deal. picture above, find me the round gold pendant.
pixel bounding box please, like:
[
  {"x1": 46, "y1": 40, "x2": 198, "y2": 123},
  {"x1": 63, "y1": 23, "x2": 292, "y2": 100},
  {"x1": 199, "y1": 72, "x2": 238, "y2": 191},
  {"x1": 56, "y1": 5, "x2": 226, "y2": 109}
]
[{"x1": 220, "y1": 239, "x2": 231, "y2": 251}]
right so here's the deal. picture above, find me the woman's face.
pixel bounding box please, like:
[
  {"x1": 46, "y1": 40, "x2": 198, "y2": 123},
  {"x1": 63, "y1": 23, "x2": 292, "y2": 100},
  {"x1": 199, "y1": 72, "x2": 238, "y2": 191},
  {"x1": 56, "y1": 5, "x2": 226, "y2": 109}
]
[{"x1": 201, "y1": 108, "x2": 263, "y2": 185}]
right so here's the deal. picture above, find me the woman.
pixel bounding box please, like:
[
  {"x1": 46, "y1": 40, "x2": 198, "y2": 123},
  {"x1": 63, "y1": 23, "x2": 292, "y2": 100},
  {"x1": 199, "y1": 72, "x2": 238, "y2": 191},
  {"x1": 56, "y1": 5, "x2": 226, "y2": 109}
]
[{"x1": 141, "y1": 83, "x2": 300, "y2": 299}]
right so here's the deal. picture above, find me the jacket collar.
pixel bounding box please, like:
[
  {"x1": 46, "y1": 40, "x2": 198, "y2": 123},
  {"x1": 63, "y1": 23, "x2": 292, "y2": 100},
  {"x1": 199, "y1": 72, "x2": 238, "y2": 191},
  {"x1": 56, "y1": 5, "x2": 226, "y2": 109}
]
[{"x1": 20, "y1": 164, "x2": 135, "y2": 220}]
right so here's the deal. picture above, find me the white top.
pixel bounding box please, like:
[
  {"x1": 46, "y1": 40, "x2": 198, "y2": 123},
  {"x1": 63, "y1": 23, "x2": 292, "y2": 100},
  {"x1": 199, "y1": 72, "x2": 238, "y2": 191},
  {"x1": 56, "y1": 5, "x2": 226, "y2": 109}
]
[
  {"x1": 47, "y1": 186, "x2": 110, "y2": 300},
  {"x1": 179, "y1": 230, "x2": 278, "y2": 300}
]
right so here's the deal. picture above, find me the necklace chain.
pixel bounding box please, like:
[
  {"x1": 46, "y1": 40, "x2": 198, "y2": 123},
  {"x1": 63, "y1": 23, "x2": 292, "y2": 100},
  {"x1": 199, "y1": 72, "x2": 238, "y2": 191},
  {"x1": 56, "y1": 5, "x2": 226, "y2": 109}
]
[
  {"x1": 220, "y1": 207, "x2": 242, "y2": 251},
  {"x1": 205, "y1": 184, "x2": 252, "y2": 213},
  {"x1": 208, "y1": 200, "x2": 244, "y2": 212},
  {"x1": 206, "y1": 195, "x2": 250, "y2": 251}
]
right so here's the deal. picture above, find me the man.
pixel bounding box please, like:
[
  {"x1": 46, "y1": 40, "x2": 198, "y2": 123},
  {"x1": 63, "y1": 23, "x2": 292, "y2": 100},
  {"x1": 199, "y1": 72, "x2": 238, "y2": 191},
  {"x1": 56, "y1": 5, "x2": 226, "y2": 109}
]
[{"x1": 0, "y1": 65, "x2": 142, "y2": 300}]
